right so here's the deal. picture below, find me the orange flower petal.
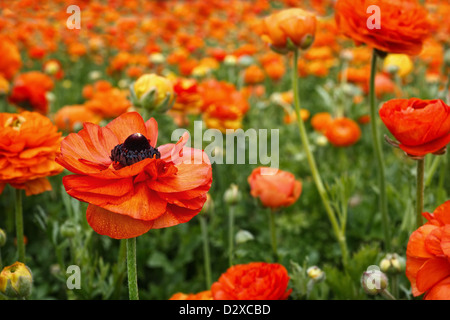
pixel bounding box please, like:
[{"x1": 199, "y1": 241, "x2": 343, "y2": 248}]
[
  {"x1": 86, "y1": 204, "x2": 154, "y2": 239},
  {"x1": 105, "y1": 111, "x2": 147, "y2": 144},
  {"x1": 151, "y1": 204, "x2": 201, "y2": 229},
  {"x1": 416, "y1": 257, "x2": 450, "y2": 293},
  {"x1": 424, "y1": 277, "x2": 450, "y2": 300}
]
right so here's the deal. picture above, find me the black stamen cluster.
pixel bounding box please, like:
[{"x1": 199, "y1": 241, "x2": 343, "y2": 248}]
[{"x1": 110, "y1": 133, "x2": 160, "y2": 167}]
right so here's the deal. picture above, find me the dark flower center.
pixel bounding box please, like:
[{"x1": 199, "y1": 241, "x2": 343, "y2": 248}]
[{"x1": 110, "y1": 133, "x2": 160, "y2": 167}]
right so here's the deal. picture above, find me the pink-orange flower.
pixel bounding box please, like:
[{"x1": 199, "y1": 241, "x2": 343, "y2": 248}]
[{"x1": 248, "y1": 167, "x2": 302, "y2": 209}]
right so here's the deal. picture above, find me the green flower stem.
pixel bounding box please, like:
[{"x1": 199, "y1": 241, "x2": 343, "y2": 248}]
[
  {"x1": 112, "y1": 239, "x2": 127, "y2": 299},
  {"x1": 369, "y1": 50, "x2": 391, "y2": 252},
  {"x1": 292, "y1": 49, "x2": 348, "y2": 269},
  {"x1": 199, "y1": 216, "x2": 212, "y2": 289},
  {"x1": 381, "y1": 289, "x2": 396, "y2": 300},
  {"x1": 269, "y1": 209, "x2": 279, "y2": 262},
  {"x1": 228, "y1": 205, "x2": 235, "y2": 267},
  {"x1": 126, "y1": 237, "x2": 139, "y2": 300},
  {"x1": 15, "y1": 189, "x2": 25, "y2": 263},
  {"x1": 416, "y1": 158, "x2": 425, "y2": 228}
]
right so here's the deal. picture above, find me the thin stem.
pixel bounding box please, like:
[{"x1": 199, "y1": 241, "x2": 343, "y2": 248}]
[
  {"x1": 292, "y1": 49, "x2": 348, "y2": 269},
  {"x1": 369, "y1": 50, "x2": 391, "y2": 252},
  {"x1": 126, "y1": 237, "x2": 139, "y2": 300},
  {"x1": 199, "y1": 216, "x2": 212, "y2": 289},
  {"x1": 269, "y1": 209, "x2": 278, "y2": 262},
  {"x1": 381, "y1": 289, "x2": 396, "y2": 300},
  {"x1": 15, "y1": 189, "x2": 25, "y2": 263},
  {"x1": 228, "y1": 205, "x2": 235, "y2": 267},
  {"x1": 416, "y1": 158, "x2": 425, "y2": 228}
]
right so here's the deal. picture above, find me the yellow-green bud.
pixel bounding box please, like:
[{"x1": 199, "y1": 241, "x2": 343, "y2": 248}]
[
  {"x1": 60, "y1": 221, "x2": 77, "y2": 238},
  {"x1": 379, "y1": 253, "x2": 405, "y2": 274},
  {"x1": 223, "y1": 184, "x2": 242, "y2": 206},
  {"x1": 0, "y1": 262, "x2": 33, "y2": 299},
  {"x1": 130, "y1": 73, "x2": 175, "y2": 113},
  {"x1": 307, "y1": 266, "x2": 325, "y2": 282}
]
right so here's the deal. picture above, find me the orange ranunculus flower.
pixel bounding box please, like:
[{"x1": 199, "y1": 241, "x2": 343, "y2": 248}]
[
  {"x1": 325, "y1": 117, "x2": 362, "y2": 147},
  {"x1": 258, "y1": 8, "x2": 317, "y2": 53},
  {"x1": 199, "y1": 80, "x2": 250, "y2": 133},
  {"x1": 0, "y1": 112, "x2": 63, "y2": 195},
  {"x1": 169, "y1": 290, "x2": 212, "y2": 300},
  {"x1": 54, "y1": 105, "x2": 102, "y2": 132},
  {"x1": 243, "y1": 65, "x2": 265, "y2": 85},
  {"x1": 406, "y1": 200, "x2": 450, "y2": 300},
  {"x1": 0, "y1": 35, "x2": 22, "y2": 80},
  {"x1": 82, "y1": 80, "x2": 113, "y2": 100},
  {"x1": 172, "y1": 78, "x2": 203, "y2": 115},
  {"x1": 56, "y1": 112, "x2": 212, "y2": 239},
  {"x1": 84, "y1": 88, "x2": 132, "y2": 119},
  {"x1": 8, "y1": 72, "x2": 54, "y2": 114},
  {"x1": 248, "y1": 167, "x2": 302, "y2": 209},
  {"x1": 211, "y1": 262, "x2": 292, "y2": 300},
  {"x1": 311, "y1": 112, "x2": 333, "y2": 133},
  {"x1": 335, "y1": 0, "x2": 431, "y2": 55},
  {"x1": 379, "y1": 98, "x2": 450, "y2": 157}
]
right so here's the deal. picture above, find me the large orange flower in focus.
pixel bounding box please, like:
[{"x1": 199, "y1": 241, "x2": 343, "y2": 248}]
[
  {"x1": 56, "y1": 112, "x2": 212, "y2": 239},
  {"x1": 8, "y1": 72, "x2": 54, "y2": 114},
  {"x1": 211, "y1": 262, "x2": 292, "y2": 300},
  {"x1": 248, "y1": 167, "x2": 302, "y2": 209},
  {"x1": 406, "y1": 200, "x2": 450, "y2": 300},
  {"x1": 335, "y1": 0, "x2": 431, "y2": 55},
  {"x1": 0, "y1": 112, "x2": 63, "y2": 195}
]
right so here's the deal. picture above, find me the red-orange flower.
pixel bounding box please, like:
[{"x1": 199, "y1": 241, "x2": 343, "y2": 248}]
[
  {"x1": 0, "y1": 111, "x2": 63, "y2": 195},
  {"x1": 335, "y1": 0, "x2": 431, "y2": 55},
  {"x1": 8, "y1": 72, "x2": 54, "y2": 114},
  {"x1": 325, "y1": 117, "x2": 362, "y2": 147},
  {"x1": 406, "y1": 200, "x2": 450, "y2": 300},
  {"x1": 211, "y1": 262, "x2": 292, "y2": 300},
  {"x1": 379, "y1": 98, "x2": 450, "y2": 157},
  {"x1": 248, "y1": 167, "x2": 302, "y2": 209},
  {"x1": 54, "y1": 105, "x2": 102, "y2": 132},
  {"x1": 56, "y1": 112, "x2": 212, "y2": 239}
]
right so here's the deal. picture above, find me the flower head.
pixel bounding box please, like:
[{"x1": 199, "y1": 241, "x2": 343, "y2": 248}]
[
  {"x1": 0, "y1": 111, "x2": 63, "y2": 195},
  {"x1": 248, "y1": 167, "x2": 301, "y2": 209},
  {"x1": 379, "y1": 98, "x2": 450, "y2": 157},
  {"x1": 335, "y1": 0, "x2": 431, "y2": 55},
  {"x1": 406, "y1": 200, "x2": 450, "y2": 300},
  {"x1": 56, "y1": 112, "x2": 212, "y2": 239},
  {"x1": 211, "y1": 262, "x2": 292, "y2": 300}
]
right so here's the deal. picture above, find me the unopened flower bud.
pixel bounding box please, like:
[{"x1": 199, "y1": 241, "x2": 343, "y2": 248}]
[
  {"x1": 235, "y1": 229, "x2": 254, "y2": 244},
  {"x1": 223, "y1": 184, "x2": 242, "y2": 205},
  {"x1": 149, "y1": 52, "x2": 165, "y2": 65},
  {"x1": 307, "y1": 266, "x2": 325, "y2": 282},
  {"x1": 361, "y1": 267, "x2": 388, "y2": 296},
  {"x1": 379, "y1": 253, "x2": 405, "y2": 274},
  {"x1": 60, "y1": 221, "x2": 77, "y2": 238},
  {"x1": 224, "y1": 55, "x2": 237, "y2": 66},
  {"x1": 130, "y1": 73, "x2": 175, "y2": 113},
  {"x1": 0, "y1": 262, "x2": 33, "y2": 299},
  {"x1": 0, "y1": 229, "x2": 6, "y2": 247}
]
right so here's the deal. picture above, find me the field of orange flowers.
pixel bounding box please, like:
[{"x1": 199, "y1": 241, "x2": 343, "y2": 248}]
[{"x1": 0, "y1": 0, "x2": 449, "y2": 302}]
